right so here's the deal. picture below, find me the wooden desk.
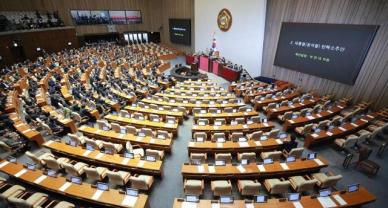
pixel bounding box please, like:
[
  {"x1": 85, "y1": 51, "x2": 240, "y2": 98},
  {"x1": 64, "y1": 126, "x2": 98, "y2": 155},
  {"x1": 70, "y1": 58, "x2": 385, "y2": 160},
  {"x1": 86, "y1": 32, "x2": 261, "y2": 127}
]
[
  {"x1": 166, "y1": 88, "x2": 228, "y2": 94},
  {"x1": 266, "y1": 99, "x2": 319, "y2": 119},
  {"x1": 187, "y1": 138, "x2": 283, "y2": 154},
  {"x1": 175, "y1": 83, "x2": 218, "y2": 89},
  {"x1": 243, "y1": 86, "x2": 288, "y2": 103},
  {"x1": 253, "y1": 92, "x2": 300, "y2": 110},
  {"x1": 142, "y1": 99, "x2": 245, "y2": 112},
  {"x1": 304, "y1": 114, "x2": 376, "y2": 148},
  {"x1": 155, "y1": 92, "x2": 236, "y2": 100},
  {"x1": 43, "y1": 140, "x2": 162, "y2": 176},
  {"x1": 111, "y1": 89, "x2": 137, "y2": 104},
  {"x1": 192, "y1": 122, "x2": 274, "y2": 138},
  {"x1": 41, "y1": 105, "x2": 77, "y2": 133},
  {"x1": 172, "y1": 187, "x2": 375, "y2": 207},
  {"x1": 181, "y1": 157, "x2": 328, "y2": 180},
  {"x1": 125, "y1": 106, "x2": 184, "y2": 123},
  {"x1": 193, "y1": 111, "x2": 259, "y2": 122},
  {"x1": 0, "y1": 160, "x2": 149, "y2": 208},
  {"x1": 283, "y1": 105, "x2": 345, "y2": 131},
  {"x1": 105, "y1": 114, "x2": 178, "y2": 136},
  {"x1": 78, "y1": 125, "x2": 172, "y2": 152}
]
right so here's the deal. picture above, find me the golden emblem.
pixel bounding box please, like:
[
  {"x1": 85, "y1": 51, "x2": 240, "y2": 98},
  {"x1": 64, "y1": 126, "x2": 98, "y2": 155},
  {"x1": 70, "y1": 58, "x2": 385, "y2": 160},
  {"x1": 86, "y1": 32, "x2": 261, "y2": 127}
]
[{"x1": 217, "y1": 9, "x2": 232, "y2": 32}]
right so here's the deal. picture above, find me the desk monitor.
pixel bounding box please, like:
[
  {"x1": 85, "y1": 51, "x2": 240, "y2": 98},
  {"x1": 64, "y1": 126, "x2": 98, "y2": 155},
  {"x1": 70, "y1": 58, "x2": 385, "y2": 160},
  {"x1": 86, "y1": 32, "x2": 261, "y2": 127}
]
[
  {"x1": 307, "y1": 152, "x2": 317, "y2": 160},
  {"x1": 217, "y1": 138, "x2": 226, "y2": 143},
  {"x1": 262, "y1": 118, "x2": 268, "y2": 123},
  {"x1": 97, "y1": 182, "x2": 109, "y2": 191},
  {"x1": 247, "y1": 120, "x2": 253, "y2": 125},
  {"x1": 347, "y1": 184, "x2": 359, "y2": 193},
  {"x1": 286, "y1": 156, "x2": 296, "y2": 163},
  {"x1": 157, "y1": 134, "x2": 166, "y2": 139},
  {"x1": 47, "y1": 169, "x2": 57, "y2": 177},
  {"x1": 146, "y1": 155, "x2": 156, "y2": 162},
  {"x1": 7, "y1": 156, "x2": 16, "y2": 163},
  {"x1": 314, "y1": 128, "x2": 321, "y2": 133},
  {"x1": 260, "y1": 135, "x2": 268, "y2": 141},
  {"x1": 198, "y1": 121, "x2": 206, "y2": 126},
  {"x1": 263, "y1": 158, "x2": 273, "y2": 164},
  {"x1": 124, "y1": 152, "x2": 134, "y2": 159},
  {"x1": 196, "y1": 137, "x2": 204, "y2": 142},
  {"x1": 69, "y1": 140, "x2": 77, "y2": 147},
  {"x1": 191, "y1": 159, "x2": 202, "y2": 166},
  {"x1": 71, "y1": 176, "x2": 82, "y2": 185},
  {"x1": 241, "y1": 159, "x2": 249, "y2": 165},
  {"x1": 319, "y1": 188, "x2": 332, "y2": 197},
  {"x1": 328, "y1": 125, "x2": 335, "y2": 130},
  {"x1": 279, "y1": 133, "x2": 287, "y2": 139},
  {"x1": 138, "y1": 132, "x2": 145, "y2": 137},
  {"x1": 254, "y1": 195, "x2": 268, "y2": 203},
  {"x1": 126, "y1": 188, "x2": 139, "y2": 196},
  {"x1": 26, "y1": 162, "x2": 36, "y2": 170},
  {"x1": 215, "y1": 160, "x2": 226, "y2": 166},
  {"x1": 153, "y1": 118, "x2": 160, "y2": 122},
  {"x1": 214, "y1": 121, "x2": 222, "y2": 126},
  {"x1": 220, "y1": 195, "x2": 234, "y2": 204},
  {"x1": 247, "y1": 108, "x2": 252, "y2": 112},
  {"x1": 86, "y1": 144, "x2": 94, "y2": 151},
  {"x1": 103, "y1": 126, "x2": 109, "y2": 131},
  {"x1": 186, "y1": 195, "x2": 199, "y2": 203},
  {"x1": 288, "y1": 193, "x2": 301, "y2": 201},
  {"x1": 104, "y1": 148, "x2": 114, "y2": 155},
  {"x1": 120, "y1": 128, "x2": 126, "y2": 134}
]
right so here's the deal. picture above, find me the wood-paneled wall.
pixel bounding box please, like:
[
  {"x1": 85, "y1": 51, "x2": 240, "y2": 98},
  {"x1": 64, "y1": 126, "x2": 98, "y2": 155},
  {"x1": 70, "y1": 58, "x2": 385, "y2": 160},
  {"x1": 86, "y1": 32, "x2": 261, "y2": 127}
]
[
  {"x1": 262, "y1": 0, "x2": 388, "y2": 109},
  {"x1": 0, "y1": 0, "x2": 163, "y2": 35},
  {"x1": 161, "y1": 0, "x2": 194, "y2": 53}
]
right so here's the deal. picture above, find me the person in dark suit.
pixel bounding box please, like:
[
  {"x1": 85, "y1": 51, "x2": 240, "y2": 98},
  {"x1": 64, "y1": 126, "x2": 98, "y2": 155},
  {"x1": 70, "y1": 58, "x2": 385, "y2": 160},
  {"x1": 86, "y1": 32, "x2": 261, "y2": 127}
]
[{"x1": 282, "y1": 135, "x2": 298, "y2": 153}]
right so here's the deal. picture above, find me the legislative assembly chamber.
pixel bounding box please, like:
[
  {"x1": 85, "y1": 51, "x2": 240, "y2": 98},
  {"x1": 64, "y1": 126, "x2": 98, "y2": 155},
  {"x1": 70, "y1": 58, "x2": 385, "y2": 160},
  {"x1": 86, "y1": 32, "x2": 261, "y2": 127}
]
[{"x1": 0, "y1": 0, "x2": 387, "y2": 207}]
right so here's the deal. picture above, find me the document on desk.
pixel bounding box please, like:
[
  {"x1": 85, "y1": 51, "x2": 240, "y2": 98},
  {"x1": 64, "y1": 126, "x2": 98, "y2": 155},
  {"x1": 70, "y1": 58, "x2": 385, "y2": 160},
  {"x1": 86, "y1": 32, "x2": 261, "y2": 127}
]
[
  {"x1": 333, "y1": 194, "x2": 347, "y2": 206},
  {"x1": 314, "y1": 158, "x2": 324, "y2": 166},
  {"x1": 317, "y1": 196, "x2": 337, "y2": 207},
  {"x1": 311, "y1": 133, "x2": 319, "y2": 138},
  {"x1": 150, "y1": 139, "x2": 155, "y2": 143},
  {"x1": 361, "y1": 119, "x2": 368, "y2": 123},
  {"x1": 280, "y1": 163, "x2": 289, "y2": 170},
  {"x1": 239, "y1": 142, "x2": 249, "y2": 147},
  {"x1": 351, "y1": 123, "x2": 358, "y2": 127},
  {"x1": 137, "y1": 160, "x2": 145, "y2": 167},
  {"x1": 257, "y1": 164, "x2": 266, "y2": 172},
  {"x1": 208, "y1": 166, "x2": 216, "y2": 173},
  {"x1": 263, "y1": 123, "x2": 269, "y2": 127},
  {"x1": 121, "y1": 158, "x2": 130, "y2": 165},
  {"x1": 92, "y1": 190, "x2": 104, "y2": 200},
  {"x1": 119, "y1": 134, "x2": 125, "y2": 139},
  {"x1": 181, "y1": 202, "x2": 198, "y2": 208},
  {"x1": 237, "y1": 165, "x2": 246, "y2": 173},
  {"x1": 136, "y1": 137, "x2": 143, "y2": 141},
  {"x1": 289, "y1": 120, "x2": 295, "y2": 124},
  {"x1": 255, "y1": 141, "x2": 262, "y2": 146},
  {"x1": 217, "y1": 143, "x2": 223, "y2": 148},
  {"x1": 211, "y1": 203, "x2": 220, "y2": 208},
  {"x1": 245, "y1": 203, "x2": 254, "y2": 208},
  {"x1": 316, "y1": 114, "x2": 322, "y2": 117},
  {"x1": 45, "y1": 140, "x2": 53, "y2": 146},
  {"x1": 0, "y1": 161, "x2": 9, "y2": 168},
  {"x1": 59, "y1": 182, "x2": 72, "y2": 192},
  {"x1": 339, "y1": 127, "x2": 347, "y2": 132},
  {"x1": 276, "y1": 139, "x2": 283, "y2": 144},
  {"x1": 326, "y1": 132, "x2": 333, "y2": 136},
  {"x1": 15, "y1": 169, "x2": 28, "y2": 178},
  {"x1": 34, "y1": 175, "x2": 47, "y2": 184},
  {"x1": 197, "y1": 165, "x2": 205, "y2": 173},
  {"x1": 95, "y1": 152, "x2": 104, "y2": 159},
  {"x1": 328, "y1": 110, "x2": 333, "y2": 114},
  {"x1": 122, "y1": 195, "x2": 138, "y2": 207},
  {"x1": 243, "y1": 124, "x2": 249, "y2": 128},
  {"x1": 293, "y1": 201, "x2": 304, "y2": 208},
  {"x1": 83, "y1": 150, "x2": 92, "y2": 157},
  {"x1": 307, "y1": 116, "x2": 315, "y2": 120}
]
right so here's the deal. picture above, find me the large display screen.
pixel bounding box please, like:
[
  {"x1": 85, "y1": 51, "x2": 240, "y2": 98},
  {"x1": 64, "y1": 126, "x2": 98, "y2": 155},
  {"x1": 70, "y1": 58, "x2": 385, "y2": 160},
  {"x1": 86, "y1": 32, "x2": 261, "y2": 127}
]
[
  {"x1": 70, "y1": 10, "x2": 142, "y2": 25},
  {"x1": 169, "y1": 19, "x2": 191, "y2": 45},
  {"x1": 274, "y1": 23, "x2": 379, "y2": 85}
]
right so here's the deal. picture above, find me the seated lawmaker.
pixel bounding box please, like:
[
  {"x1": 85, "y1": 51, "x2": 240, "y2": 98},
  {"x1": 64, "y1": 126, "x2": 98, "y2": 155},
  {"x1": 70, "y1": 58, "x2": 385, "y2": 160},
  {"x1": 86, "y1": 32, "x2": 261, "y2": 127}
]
[{"x1": 282, "y1": 135, "x2": 298, "y2": 153}]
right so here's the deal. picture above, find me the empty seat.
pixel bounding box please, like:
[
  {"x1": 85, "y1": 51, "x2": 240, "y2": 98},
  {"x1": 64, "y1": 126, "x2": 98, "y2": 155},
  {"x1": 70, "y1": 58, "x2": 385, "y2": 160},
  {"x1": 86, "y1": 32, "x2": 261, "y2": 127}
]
[
  {"x1": 25, "y1": 151, "x2": 54, "y2": 168},
  {"x1": 53, "y1": 201, "x2": 76, "y2": 208},
  {"x1": 235, "y1": 117, "x2": 245, "y2": 124},
  {"x1": 129, "y1": 174, "x2": 154, "y2": 191},
  {"x1": 214, "y1": 118, "x2": 226, "y2": 125},
  {"x1": 334, "y1": 135, "x2": 358, "y2": 150},
  {"x1": 260, "y1": 151, "x2": 282, "y2": 161},
  {"x1": 266, "y1": 129, "x2": 279, "y2": 138},
  {"x1": 102, "y1": 141, "x2": 123, "y2": 153},
  {"x1": 197, "y1": 119, "x2": 209, "y2": 125},
  {"x1": 42, "y1": 156, "x2": 70, "y2": 171},
  {"x1": 237, "y1": 180, "x2": 261, "y2": 196},
  {"x1": 312, "y1": 172, "x2": 342, "y2": 188},
  {"x1": 145, "y1": 149, "x2": 164, "y2": 160},
  {"x1": 63, "y1": 162, "x2": 87, "y2": 177},
  {"x1": 84, "y1": 137, "x2": 103, "y2": 150},
  {"x1": 295, "y1": 123, "x2": 314, "y2": 135},
  {"x1": 278, "y1": 111, "x2": 293, "y2": 121},
  {"x1": 237, "y1": 152, "x2": 256, "y2": 163},
  {"x1": 125, "y1": 126, "x2": 137, "y2": 135},
  {"x1": 193, "y1": 132, "x2": 207, "y2": 142},
  {"x1": 211, "y1": 180, "x2": 232, "y2": 196},
  {"x1": 184, "y1": 179, "x2": 204, "y2": 195},
  {"x1": 139, "y1": 128, "x2": 155, "y2": 137},
  {"x1": 230, "y1": 132, "x2": 245, "y2": 142},
  {"x1": 111, "y1": 123, "x2": 121, "y2": 133},
  {"x1": 107, "y1": 170, "x2": 131, "y2": 187},
  {"x1": 84, "y1": 166, "x2": 108, "y2": 182},
  {"x1": 264, "y1": 178, "x2": 291, "y2": 195},
  {"x1": 215, "y1": 153, "x2": 232, "y2": 163},
  {"x1": 283, "y1": 147, "x2": 304, "y2": 159},
  {"x1": 0, "y1": 185, "x2": 25, "y2": 201},
  {"x1": 211, "y1": 133, "x2": 227, "y2": 143},
  {"x1": 190, "y1": 153, "x2": 207, "y2": 164},
  {"x1": 120, "y1": 110, "x2": 130, "y2": 118},
  {"x1": 126, "y1": 142, "x2": 145, "y2": 157},
  {"x1": 247, "y1": 131, "x2": 263, "y2": 141},
  {"x1": 156, "y1": 130, "x2": 171, "y2": 139},
  {"x1": 289, "y1": 176, "x2": 318, "y2": 193},
  {"x1": 8, "y1": 192, "x2": 48, "y2": 208}
]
